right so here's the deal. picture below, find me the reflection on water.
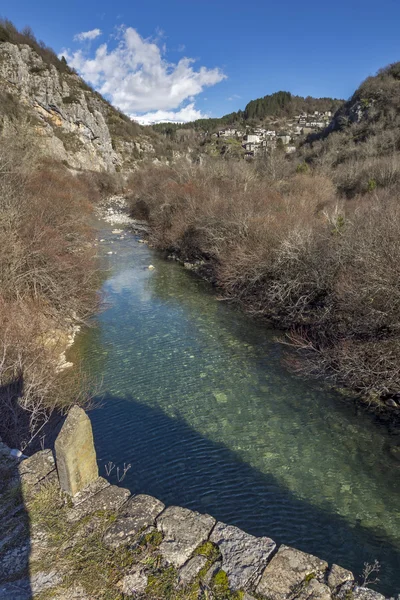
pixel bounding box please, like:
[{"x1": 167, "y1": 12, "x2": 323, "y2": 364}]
[{"x1": 74, "y1": 223, "x2": 400, "y2": 594}]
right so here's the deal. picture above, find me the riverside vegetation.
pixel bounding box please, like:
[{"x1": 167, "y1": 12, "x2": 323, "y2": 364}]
[
  {"x1": 0, "y1": 130, "x2": 122, "y2": 449},
  {"x1": 1, "y1": 17, "x2": 400, "y2": 600},
  {"x1": 129, "y1": 62, "x2": 400, "y2": 408}
]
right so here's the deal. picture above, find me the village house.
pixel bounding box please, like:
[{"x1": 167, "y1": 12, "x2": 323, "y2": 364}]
[
  {"x1": 243, "y1": 133, "x2": 261, "y2": 144},
  {"x1": 218, "y1": 128, "x2": 237, "y2": 138}
]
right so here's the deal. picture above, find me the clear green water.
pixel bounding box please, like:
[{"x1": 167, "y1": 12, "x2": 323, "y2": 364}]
[{"x1": 74, "y1": 222, "x2": 400, "y2": 594}]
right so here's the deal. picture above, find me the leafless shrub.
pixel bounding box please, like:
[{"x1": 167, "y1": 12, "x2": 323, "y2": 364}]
[
  {"x1": 127, "y1": 157, "x2": 400, "y2": 399},
  {"x1": 360, "y1": 559, "x2": 381, "y2": 587},
  {"x1": 0, "y1": 132, "x2": 100, "y2": 448}
]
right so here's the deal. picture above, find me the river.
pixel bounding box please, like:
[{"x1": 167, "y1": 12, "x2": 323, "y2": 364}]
[{"x1": 71, "y1": 219, "x2": 400, "y2": 595}]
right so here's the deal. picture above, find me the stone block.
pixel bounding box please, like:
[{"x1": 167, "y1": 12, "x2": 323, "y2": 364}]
[
  {"x1": 117, "y1": 564, "x2": 148, "y2": 595},
  {"x1": 156, "y1": 506, "x2": 215, "y2": 568},
  {"x1": 210, "y1": 522, "x2": 276, "y2": 590},
  {"x1": 104, "y1": 493, "x2": 165, "y2": 548},
  {"x1": 67, "y1": 484, "x2": 130, "y2": 522},
  {"x1": 296, "y1": 579, "x2": 332, "y2": 600},
  {"x1": 55, "y1": 406, "x2": 99, "y2": 496},
  {"x1": 18, "y1": 450, "x2": 55, "y2": 487},
  {"x1": 178, "y1": 555, "x2": 208, "y2": 586},
  {"x1": 327, "y1": 564, "x2": 354, "y2": 590},
  {"x1": 256, "y1": 545, "x2": 328, "y2": 600}
]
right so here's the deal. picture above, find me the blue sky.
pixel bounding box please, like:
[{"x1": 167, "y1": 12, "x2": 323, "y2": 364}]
[{"x1": 4, "y1": 0, "x2": 400, "y2": 123}]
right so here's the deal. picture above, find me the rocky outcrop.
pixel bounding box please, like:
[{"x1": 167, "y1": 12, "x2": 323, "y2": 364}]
[
  {"x1": 0, "y1": 42, "x2": 119, "y2": 170},
  {"x1": 0, "y1": 41, "x2": 158, "y2": 171}
]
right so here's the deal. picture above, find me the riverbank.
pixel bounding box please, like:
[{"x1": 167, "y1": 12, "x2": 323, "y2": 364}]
[
  {"x1": 98, "y1": 193, "x2": 400, "y2": 425},
  {"x1": 126, "y1": 160, "x2": 400, "y2": 412},
  {"x1": 0, "y1": 407, "x2": 391, "y2": 600}
]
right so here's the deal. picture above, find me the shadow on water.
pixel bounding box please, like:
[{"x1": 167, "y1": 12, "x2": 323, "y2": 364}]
[{"x1": 92, "y1": 392, "x2": 400, "y2": 596}]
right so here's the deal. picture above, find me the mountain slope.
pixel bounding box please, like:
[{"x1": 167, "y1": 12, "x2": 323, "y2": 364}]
[
  {"x1": 0, "y1": 20, "x2": 163, "y2": 171},
  {"x1": 300, "y1": 62, "x2": 400, "y2": 195}
]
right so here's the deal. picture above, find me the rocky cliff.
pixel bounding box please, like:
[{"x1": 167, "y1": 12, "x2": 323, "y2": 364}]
[{"x1": 0, "y1": 40, "x2": 159, "y2": 171}]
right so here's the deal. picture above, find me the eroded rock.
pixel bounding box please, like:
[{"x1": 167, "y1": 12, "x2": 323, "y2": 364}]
[
  {"x1": 352, "y1": 586, "x2": 386, "y2": 600},
  {"x1": 156, "y1": 506, "x2": 215, "y2": 568},
  {"x1": 210, "y1": 521, "x2": 276, "y2": 590},
  {"x1": 256, "y1": 545, "x2": 328, "y2": 600},
  {"x1": 104, "y1": 493, "x2": 165, "y2": 548}
]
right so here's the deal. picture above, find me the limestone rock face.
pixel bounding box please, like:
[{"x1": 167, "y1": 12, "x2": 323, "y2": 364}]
[
  {"x1": 0, "y1": 42, "x2": 120, "y2": 171},
  {"x1": 55, "y1": 405, "x2": 99, "y2": 496},
  {"x1": 352, "y1": 587, "x2": 386, "y2": 600},
  {"x1": 256, "y1": 545, "x2": 328, "y2": 600},
  {"x1": 104, "y1": 493, "x2": 165, "y2": 548},
  {"x1": 210, "y1": 522, "x2": 276, "y2": 591},
  {"x1": 156, "y1": 506, "x2": 215, "y2": 568}
]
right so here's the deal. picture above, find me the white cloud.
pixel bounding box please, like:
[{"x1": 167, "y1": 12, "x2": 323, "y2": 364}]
[
  {"x1": 227, "y1": 94, "x2": 241, "y2": 101},
  {"x1": 63, "y1": 26, "x2": 226, "y2": 121},
  {"x1": 133, "y1": 103, "x2": 207, "y2": 125},
  {"x1": 74, "y1": 28, "x2": 102, "y2": 42}
]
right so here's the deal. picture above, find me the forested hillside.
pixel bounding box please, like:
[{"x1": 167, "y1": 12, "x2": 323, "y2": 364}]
[{"x1": 152, "y1": 91, "x2": 344, "y2": 135}]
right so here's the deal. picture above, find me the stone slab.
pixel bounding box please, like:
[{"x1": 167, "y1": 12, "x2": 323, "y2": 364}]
[
  {"x1": 156, "y1": 506, "x2": 215, "y2": 568},
  {"x1": 256, "y1": 545, "x2": 328, "y2": 600},
  {"x1": 352, "y1": 587, "x2": 386, "y2": 600},
  {"x1": 18, "y1": 450, "x2": 55, "y2": 486},
  {"x1": 210, "y1": 522, "x2": 276, "y2": 591},
  {"x1": 72, "y1": 477, "x2": 110, "y2": 507},
  {"x1": 327, "y1": 564, "x2": 354, "y2": 590},
  {"x1": 55, "y1": 405, "x2": 99, "y2": 496},
  {"x1": 178, "y1": 555, "x2": 208, "y2": 587},
  {"x1": 104, "y1": 493, "x2": 165, "y2": 548},
  {"x1": 67, "y1": 484, "x2": 130, "y2": 522},
  {"x1": 296, "y1": 579, "x2": 332, "y2": 600}
]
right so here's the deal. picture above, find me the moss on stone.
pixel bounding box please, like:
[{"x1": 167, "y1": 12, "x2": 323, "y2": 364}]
[{"x1": 194, "y1": 540, "x2": 220, "y2": 562}]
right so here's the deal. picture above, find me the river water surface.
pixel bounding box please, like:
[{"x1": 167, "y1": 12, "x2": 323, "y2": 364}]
[{"x1": 72, "y1": 221, "x2": 400, "y2": 594}]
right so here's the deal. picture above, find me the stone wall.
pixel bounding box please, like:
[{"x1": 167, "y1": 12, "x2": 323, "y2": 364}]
[{"x1": 0, "y1": 408, "x2": 394, "y2": 599}]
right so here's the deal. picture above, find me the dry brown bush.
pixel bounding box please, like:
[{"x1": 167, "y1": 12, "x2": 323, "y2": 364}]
[
  {"x1": 128, "y1": 159, "x2": 400, "y2": 399},
  {"x1": 0, "y1": 133, "x2": 99, "y2": 448}
]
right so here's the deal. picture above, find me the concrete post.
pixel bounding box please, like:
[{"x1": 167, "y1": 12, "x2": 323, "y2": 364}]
[{"x1": 55, "y1": 405, "x2": 99, "y2": 496}]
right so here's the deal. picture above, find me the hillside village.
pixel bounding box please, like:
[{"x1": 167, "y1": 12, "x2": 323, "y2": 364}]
[{"x1": 214, "y1": 110, "x2": 333, "y2": 157}]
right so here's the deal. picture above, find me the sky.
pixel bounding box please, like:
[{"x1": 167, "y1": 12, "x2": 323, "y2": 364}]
[{"x1": 3, "y1": 0, "x2": 400, "y2": 124}]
